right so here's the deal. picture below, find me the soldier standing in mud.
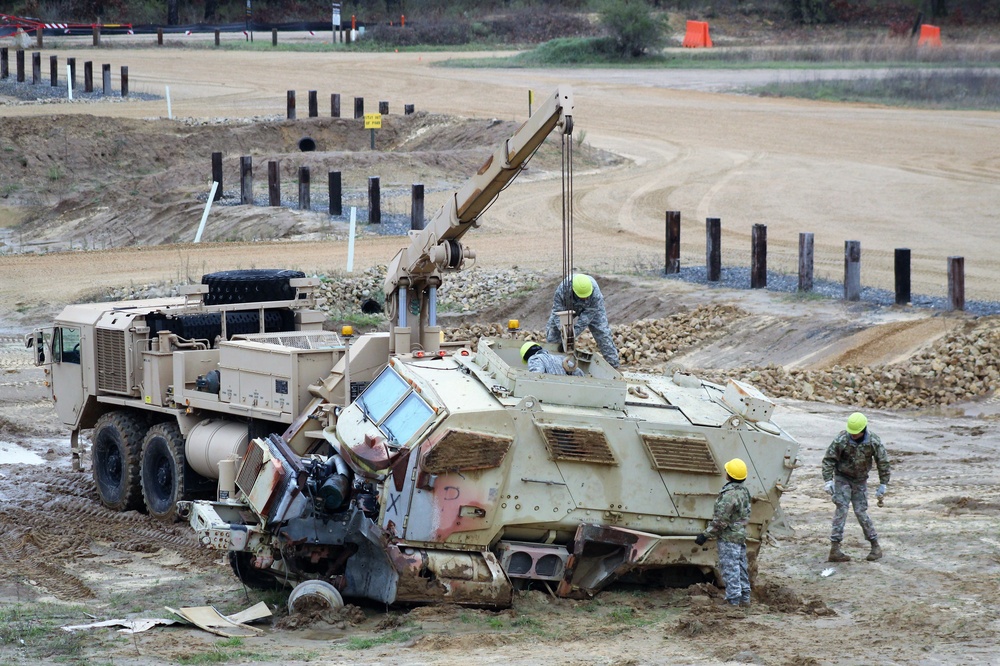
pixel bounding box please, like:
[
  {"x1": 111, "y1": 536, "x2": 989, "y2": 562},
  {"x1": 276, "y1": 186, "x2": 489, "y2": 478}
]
[
  {"x1": 695, "y1": 459, "x2": 752, "y2": 607},
  {"x1": 822, "y1": 412, "x2": 891, "y2": 563}
]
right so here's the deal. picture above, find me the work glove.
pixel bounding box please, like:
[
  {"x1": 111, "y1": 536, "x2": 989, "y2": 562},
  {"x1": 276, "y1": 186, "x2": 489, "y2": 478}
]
[
  {"x1": 694, "y1": 534, "x2": 707, "y2": 546},
  {"x1": 824, "y1": 480, "x2": 835, "y2": 496},
  {"x1": 876, "y1": 484, "x2": 887, "y2": 499}
]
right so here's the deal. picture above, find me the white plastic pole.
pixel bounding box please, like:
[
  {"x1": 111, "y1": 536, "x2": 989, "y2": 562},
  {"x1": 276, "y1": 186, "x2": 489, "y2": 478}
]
[
  {"x1": 194, "y1": 181, "x2": 219, "y2": 242},
  {"x1": 66, "y1": 65, "x2": 72, "y2": 101},
  {"x1": 165, "y1": 85, "x2": 173, "y2": 119},
  {"x1": 346, "y1": 206, "x2": 356, "y2": 272}
]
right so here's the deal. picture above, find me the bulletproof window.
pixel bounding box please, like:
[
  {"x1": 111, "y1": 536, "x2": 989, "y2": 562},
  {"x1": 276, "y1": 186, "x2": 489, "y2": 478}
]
[
  {"x1": 57, "y1": 327, "x2": 81, "y2": 365},
  {"x1": 355, "y1": 366, "x2": 435, "y2": 447}
]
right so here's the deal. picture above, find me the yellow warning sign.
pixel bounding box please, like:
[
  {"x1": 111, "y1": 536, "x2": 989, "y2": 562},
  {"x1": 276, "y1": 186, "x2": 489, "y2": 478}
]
[{"x1": 364, "y1": 113, "x2": 382, "y2": 129}]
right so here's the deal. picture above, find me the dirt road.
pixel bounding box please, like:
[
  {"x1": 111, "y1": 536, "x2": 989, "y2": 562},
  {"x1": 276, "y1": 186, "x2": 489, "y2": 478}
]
[{"x1": 2, "y1": 42, "x2": 1000, "y2": 665}]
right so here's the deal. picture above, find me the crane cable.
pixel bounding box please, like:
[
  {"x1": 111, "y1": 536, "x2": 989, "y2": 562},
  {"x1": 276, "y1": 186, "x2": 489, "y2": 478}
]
[{"x1": 561, "y1": 129, "x2": 574, "y2": 299}]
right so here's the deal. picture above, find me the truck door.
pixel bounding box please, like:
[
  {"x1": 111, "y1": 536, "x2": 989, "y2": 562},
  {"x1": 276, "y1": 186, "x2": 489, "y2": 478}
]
[{"x1": 49, "y1": 326, "x2": 86, "y2": 427}]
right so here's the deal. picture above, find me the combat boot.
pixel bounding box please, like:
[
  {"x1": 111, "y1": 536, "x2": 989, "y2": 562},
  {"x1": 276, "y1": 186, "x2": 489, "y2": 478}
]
[
  {"x1": 828, "y1": 541, "x2": 851, "y2": 562},
  {"x1": 866, "y1": 540, "x2": 883, "y2": 561}
]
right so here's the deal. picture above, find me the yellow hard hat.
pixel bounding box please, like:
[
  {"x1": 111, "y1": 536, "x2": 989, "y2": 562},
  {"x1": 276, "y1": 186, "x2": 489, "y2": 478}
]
[
  {"x1": 572, "y1": 274, "x2": 593, "y2": 299},
  {"x1": 846, "y1": 412, "x2": 867, "y2": 435},
  {"x1": 520, "y1": 341, "x2": 540, "y2": 362},
  {"x1": 724, "y1": 458, "x2": 747, "y2": 481}
]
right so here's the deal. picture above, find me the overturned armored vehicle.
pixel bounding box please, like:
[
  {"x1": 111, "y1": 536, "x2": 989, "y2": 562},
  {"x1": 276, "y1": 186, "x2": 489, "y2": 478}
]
[
  {"x1": 183, "y1": 338, "x2": 798, "y2": 608},
  {"x1": 179, "y1": 85, "x2": 800, "y2": 608}
]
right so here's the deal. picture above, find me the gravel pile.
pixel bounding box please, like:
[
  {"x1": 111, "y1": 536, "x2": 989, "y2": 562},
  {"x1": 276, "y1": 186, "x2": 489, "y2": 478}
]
[
  {"x1": 0, "y1": 79, "x2": 158, "y2": 104},
  {"x1": 691, "y1": 320, "x2": 1000, "y2": 410}
]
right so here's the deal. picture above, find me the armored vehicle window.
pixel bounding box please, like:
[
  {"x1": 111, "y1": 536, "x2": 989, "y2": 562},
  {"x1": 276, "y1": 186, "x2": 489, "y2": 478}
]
[
  {"x1": 382, "y1": 392, "x2": 434, "y2": 446},
  {"x1": 57, "y1": 327, "x2": 81, "y2": 365},
  {"x1": 358, "y1": 367, "x2": 408, "y2": 423}
]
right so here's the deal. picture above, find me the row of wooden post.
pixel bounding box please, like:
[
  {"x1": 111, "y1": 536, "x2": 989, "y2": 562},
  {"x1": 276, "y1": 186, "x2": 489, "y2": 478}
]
[
  {"x1": 285, "y1": 91, "x2": 415, "y2": 120},
  {"x1": 665, "y1": 211, "x2": 966, "y2": 311},
  {"x1": 153, "y1": 28, "x2": 354, "y2": 47},
  {"x1": 211, "y1": 152, "x2": 427, "y2": 229},
  {"x1": 19, "y1": 26, "x2": 102, "y2": 48},
  {"x1": 0, "y1": 49, "x2": 127, "y2": 95}
]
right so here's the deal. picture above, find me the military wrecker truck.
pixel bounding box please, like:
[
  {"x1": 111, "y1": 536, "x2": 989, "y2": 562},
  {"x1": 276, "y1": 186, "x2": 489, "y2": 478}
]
[{"x1": 30, "y1": 86, "x2": 800, "y2": 609}]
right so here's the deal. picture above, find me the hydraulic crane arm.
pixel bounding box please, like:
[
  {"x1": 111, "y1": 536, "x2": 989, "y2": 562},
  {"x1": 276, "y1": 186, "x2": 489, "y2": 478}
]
[{"x1": 383, "y1": 86, "x2": 574, "y2": 355}]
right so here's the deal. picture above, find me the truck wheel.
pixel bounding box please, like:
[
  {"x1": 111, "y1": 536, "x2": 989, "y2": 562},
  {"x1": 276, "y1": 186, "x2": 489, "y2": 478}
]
[
  {"x1": 228, "y1": 551, "x2": 284, "y2": 590},
  {"x1": 140, "y1": 422, "x2": 191, "y2": 522},
  {"x1": 91, "y1": 411, "x2": 146, "y2": 512}
]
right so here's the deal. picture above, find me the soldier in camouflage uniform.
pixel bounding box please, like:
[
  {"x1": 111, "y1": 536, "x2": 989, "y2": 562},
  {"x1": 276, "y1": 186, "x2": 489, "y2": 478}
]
[
  {"x1": 545, "y1": 274, "x2": 620, "y2": 368},
  {"x1": 519, "y1": 342, "x2": 584, "y2": 376},
  {"x1": 822, "y1": 412, "x2": 890, "y2": 563},
  {"x1": 695, "y1": 458, "x2": 753, "y2": 607}
]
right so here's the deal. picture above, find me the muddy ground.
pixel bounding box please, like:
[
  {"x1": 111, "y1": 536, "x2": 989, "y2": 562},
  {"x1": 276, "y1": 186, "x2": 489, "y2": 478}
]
[{"x1": 1, "y1": 38, "x2": 1000, "y2": 666}]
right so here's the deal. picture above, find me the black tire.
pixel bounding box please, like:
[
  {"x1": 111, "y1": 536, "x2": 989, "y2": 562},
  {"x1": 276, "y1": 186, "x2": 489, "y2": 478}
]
[
  {"x1": 228, "y1": 551, "x2": 285, "y2": 590},
  {"x1": 91, "y1": 411, "x2": 146, "y2": 512},
  {"x1": 202, "y1": 269, "x2": 305, "y2": 306},
  {"x1": 140, "y1": 422, "x2": 192, "y2": 522}
]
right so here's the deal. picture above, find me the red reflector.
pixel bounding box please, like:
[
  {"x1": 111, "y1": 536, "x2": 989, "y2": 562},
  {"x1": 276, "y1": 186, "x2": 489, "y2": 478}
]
[
  {"x1": 460, "y1": 350, "x2": 470, "y2": 356},
  {"x1": 415, "y1": 351, "x2": 425, "y2": 358},
  {"x1": 437, "y1": 350, "x2": 447, "y2": 357}
]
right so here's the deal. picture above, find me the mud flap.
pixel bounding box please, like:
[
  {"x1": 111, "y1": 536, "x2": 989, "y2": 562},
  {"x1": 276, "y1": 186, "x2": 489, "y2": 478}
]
[{"x1": 556, "y1": 523, "x2": 718, "y2": 599}]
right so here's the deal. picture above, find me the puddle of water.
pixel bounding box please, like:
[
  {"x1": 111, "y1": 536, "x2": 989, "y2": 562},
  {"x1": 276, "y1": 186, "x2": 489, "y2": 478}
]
[{"x1": 0, "y1": 441, "x2": 46, "y2": 466}]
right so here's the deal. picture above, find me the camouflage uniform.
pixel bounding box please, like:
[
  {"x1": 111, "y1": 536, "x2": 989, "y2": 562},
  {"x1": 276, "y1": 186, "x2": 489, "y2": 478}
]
[
  {"x1": 527, "y1": 349, "x2": 584, "y2": 376},
  {"x1": 545, "y1": 276, "x2": 620, "y2": 368},
  {"x1": 700, "y1": 480, "x2": 752, "y2": 605},
  {"x1": 822, "y1": 429, "x2": 890, "y2": 543}
]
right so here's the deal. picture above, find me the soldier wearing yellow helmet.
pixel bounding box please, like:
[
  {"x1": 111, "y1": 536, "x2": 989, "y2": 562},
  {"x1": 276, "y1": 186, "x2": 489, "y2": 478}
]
[
  {"x1": 545, "y1": 274, "x2": 620, "y2": 368},
  {"x1": 822, "y1": 412, "x2": 891, "y2": 563},
  {"x1": 695, "y1": 458, "x2": 752, "y2": 607}
]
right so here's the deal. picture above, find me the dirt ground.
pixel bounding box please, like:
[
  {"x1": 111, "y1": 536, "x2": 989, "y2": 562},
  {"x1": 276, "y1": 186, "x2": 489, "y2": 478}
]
[{"x1": 1, "y1": 39, "x2": 1000, "y2": 665}]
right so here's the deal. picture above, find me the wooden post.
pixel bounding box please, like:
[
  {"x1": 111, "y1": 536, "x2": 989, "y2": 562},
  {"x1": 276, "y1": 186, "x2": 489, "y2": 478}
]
[
  {"x1": 379, "y1": 100, "x2": 389, "y2": 114},
  {"x1": 36, "y1": 27, "x2": 43, "y2": 49},
  {"x1": 328, "y1": 171, "x2": 342, "y2": 216},
  {"x1": 368, "y1": 176, "x2": 380, "y2": 224},
  {"x1": 298, "y1": 167, "x2": 310, "y2": 211},
  {"x1": 272, "y1": 28, "x2": 278, "y2": 46},
  {"x1": 49, "y1": 55, "x2": 58, "y2": 87},
  {"x1": 308, "y1": 90, "x2": 318, "y2": 117},
  {"x1": 120, "y1": 66, "x2": 128, "y2": 96},
  {"x1": 157, "y1": 28, "x2": 163, "y2": 45},
  {"x1": 404, "y1": 104, "x2": 414, "y2": 115},
  {"x1": 268, "y1": 161, "x2": 280, "y2": 207},
  {"x1": 215, "y1": 30, "x2": 220, "y2": 46},
  {"x1": 331, "y1": 93, "x2": 341, "y2": 118},
  {"x1": 92, "y1": 25, "x2": 100, "y2": 47},
  {"x1": 16, "y1": 50, "x2": 24, "y2": 83},
  {"x1": 286, "y1": 90, "x2": 296, "y2": 120},
  {"x1": 31, "y1": 52, "x2": 40, "y2": 84},
  {"x1": 211, "y1": 152, "x2": 223, "y2": 201},
  {"x1": 706, "y1": 217, "x2": 721, "y2": 282},
  {"x1": 240, "y1": 156, "x2": 253, "y2": 205},
  {"x1": 844, "y1": 240, "x2": 861, "y2": 301},
  {"x1": 665, "y1": 210, "x2": 680, "y2": 274},
  {"x1": 354, "y1": 97, "x2": 364, "y2": 119},
  {"x1": 83, "y1": 61, "x2": 93, "y2": 93},
  {"x1": 750, "y1": 223, "x2": 767, "y2": 289},
  {"x1": 67, "y1": 57, "x2": 76, "y2": 90},
  {"x1": 798, "y1": 232, "x2": 814, "y2": 292},
  {"x1": 948, "y1": 256, "x2": 965, "y2": 311},
  {"x1": 1, "y1": 48, "x2": 7, "y2": 80},
  {"x1": 894, "y1": 248, "x2": 911, "y2": 305},
  {"x1": 102, "y1": 63, "x2": 111, "y2": 95},
  {"x1": 411, "y1": 184, "x2": 425, "y2": 230}
]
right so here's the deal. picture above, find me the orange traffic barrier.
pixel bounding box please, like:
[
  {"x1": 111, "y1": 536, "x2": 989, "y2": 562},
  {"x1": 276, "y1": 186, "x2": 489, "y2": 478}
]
[
  {"x1": 917, "y1": 24, "x2": 941, "y2": 47},
  {"x1": 682, "y1": 20, "x2": 713, "y2": 48}
]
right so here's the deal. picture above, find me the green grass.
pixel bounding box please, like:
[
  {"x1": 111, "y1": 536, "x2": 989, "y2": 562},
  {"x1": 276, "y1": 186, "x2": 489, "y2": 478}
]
[
  {"x1": 176, "y1": 638, "x2": 271, "y2": 665},
  {"x1": 344, "y1": 628, "x2": 421, "y2": 650},
  {"x1": 0, "y1": 603, "x2": 91, "y2": 661},
  {"x1": 751, "y1": 69, "x2": 1000, "y2": 109}
]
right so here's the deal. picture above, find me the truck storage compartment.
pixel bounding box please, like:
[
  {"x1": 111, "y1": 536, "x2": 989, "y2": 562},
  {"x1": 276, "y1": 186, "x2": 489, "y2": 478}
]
[{"x1": 146, "y1": 309, "x2": 296, "y2": 346}]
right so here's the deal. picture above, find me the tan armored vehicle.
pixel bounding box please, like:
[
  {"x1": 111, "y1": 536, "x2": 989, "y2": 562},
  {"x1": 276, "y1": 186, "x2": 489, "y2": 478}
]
[{"x1": 31, "y1": 86, "x2": 800, "y2": 608}]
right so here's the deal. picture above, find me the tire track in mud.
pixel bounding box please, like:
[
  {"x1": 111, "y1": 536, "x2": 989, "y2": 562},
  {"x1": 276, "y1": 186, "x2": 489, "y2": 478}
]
[{"x1": 0, "y1": 468, "x2": 214, "y2": 601}]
